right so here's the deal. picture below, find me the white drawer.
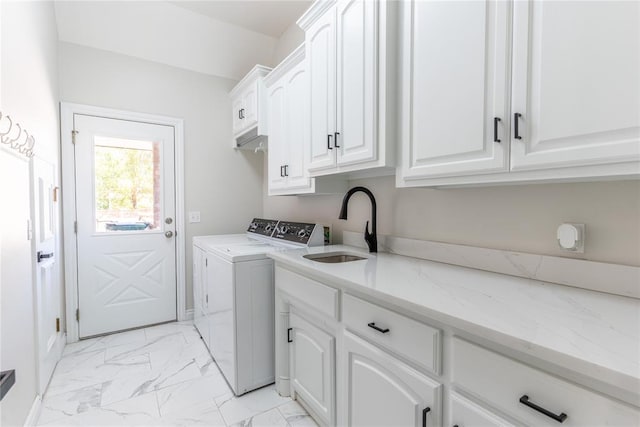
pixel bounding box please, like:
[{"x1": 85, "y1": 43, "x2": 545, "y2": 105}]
[
  {"x1": 342, "y1": 293, "x2": 441, "y2": 375},
  {"x1": 452, "y1": 338, "x2": 640, "y2": 426},
  {"x1": 275, "y1": 266, "x2": 339, "y2": 320},
  {"x1": 450, "y1": 392, "x2": 514, "y2": 427}
]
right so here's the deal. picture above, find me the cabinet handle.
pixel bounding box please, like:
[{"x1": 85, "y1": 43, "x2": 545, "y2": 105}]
[
  {"x1": 280, "y1": 165, "x2": 284, "y2": 177},
  {"x1": 422, "y1": 407, "x2": 431, "y2": 427},
  {"x1": 287, "y1": 328, "x2": 293, "y2": 343},
  {"x1": 493, "y1": 117, "x2": 501, "y2": 143},
  {"x1": 514, "y1": 113, "x2": 522, "y2": 140},
  {"x1": 327, "y1": 134, "x2": 333, "y2": 150},
  {"x1": 240, "y1": 108, "x2": 245, "y2": 119},
  {"x1": 238, "y1": 110, "x2": 242, "y2": 119},
  {"x1": 519, "y1": 395, "x2": 567, "y2": 423},
  {"x1": 284, "y1": 165, "x2": 289, "y2": 177},
  {"x1": 367, "y1": 322, "x2": 389, "y2": 334},
  {"x1": 334, "y1": 131, "x2": 340, "y2": 148}
]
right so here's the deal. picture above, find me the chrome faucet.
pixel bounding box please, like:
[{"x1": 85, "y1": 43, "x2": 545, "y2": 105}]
[{"x1": 338, "y1": 186, "x2": 377, "y2": 253}]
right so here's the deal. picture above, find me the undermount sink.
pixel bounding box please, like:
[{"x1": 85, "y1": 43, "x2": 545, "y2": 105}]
[{"x1": 303, "y1": 252, "x2": 367, "y2": 263}]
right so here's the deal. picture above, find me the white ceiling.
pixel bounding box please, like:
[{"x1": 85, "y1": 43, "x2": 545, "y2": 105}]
[
  {"x1": 170, "y1": 1, "x2": 312, "y2": 38},
  {"x1": 54, "y1": 1, "x2": 304, "y2": 80}
]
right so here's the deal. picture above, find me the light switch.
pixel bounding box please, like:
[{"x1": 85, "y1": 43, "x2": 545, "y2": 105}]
[{"x1": 189, "y1": 211, "x2": 201, "y2": 223}]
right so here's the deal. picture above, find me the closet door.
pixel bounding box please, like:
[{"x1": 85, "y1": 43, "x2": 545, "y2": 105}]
[
  {"x1": 399, "y1": 0, "x2": 510, "y2": 181},
  {"x1": 510, "y1": 1, "x2": 640, "y2": 171},
  {"x1": 335, "y1": 0, "x2": 378, "y2": 167},
  {"x1": 307, "y1": 7, "x2": 337, "y2": 173}
]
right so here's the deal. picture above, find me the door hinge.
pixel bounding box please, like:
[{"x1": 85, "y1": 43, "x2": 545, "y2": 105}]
[
  {"x1": 287, "y1": 327, "x2": 293, "y2": 343},
  {"x1": 56, "y1": 317, "x2": 60, "y2": 332},
  {"x1": 76, "y1": 309, "x2": 79, "y2": 322},
  {"x1": 71, "y1": 130, "x2": 79, "y2": 144},
  {"x1": 74, "y1": 221, "x2": 77, "y2": 233}
]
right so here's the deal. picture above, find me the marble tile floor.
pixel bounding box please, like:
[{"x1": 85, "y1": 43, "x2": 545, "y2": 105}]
[{"x1": 37, "y1": 321, "x2": 318, "y2": 427}]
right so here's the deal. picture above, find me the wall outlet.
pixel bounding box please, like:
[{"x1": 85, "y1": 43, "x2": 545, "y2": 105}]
[
  {"x1": 557, "y1": 223, "x2": 585, "y2": 253},
  {"x1": 189, "y1": 211, "x2": 201, "y2": 223}
]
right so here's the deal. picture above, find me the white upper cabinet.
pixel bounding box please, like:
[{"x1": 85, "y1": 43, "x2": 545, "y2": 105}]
[
  {"x1": 299, "y1": 0, "x2": 397, "y2": 177},
  {"x1": 265, "y1": 45, "x2": 347, "y2": 196},
  {"x1": 230, "y1": 65, "x2": 272, "y2": 148},
  {"x1": 398, "y1": 0, "x2": 510, "y2": 181},
  {"x1": 510, "y1": 0, "x2": 640, "y2": 171},
  {"x1": 398, "y1": 0, "x2": 640, "y2": 187}
]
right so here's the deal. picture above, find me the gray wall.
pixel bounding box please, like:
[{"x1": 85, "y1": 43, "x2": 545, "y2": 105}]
[
  {"x1": 59, "y1": 42, "x2": 264, "y2": 309},
  {"x1": 0, "y1": 1, "x2": 60, "y2": 424}
]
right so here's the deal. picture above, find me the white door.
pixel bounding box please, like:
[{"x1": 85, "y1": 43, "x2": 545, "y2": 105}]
[
  {"x1": 268, "y1": 82, "x2": 288, "y2": 191},
  {"x1": 335, "y1": 0, "x2": 378, "y2": 167},
  {"x1": 290, "y1": 311, "x2": 335, "y2": 426},
  {"x1": 285, "y1": 63, "x2": 312, "y2": 190},
  {"x1": 510, "y1": 0, "x2": 640, "y2": 171},
  {"x1": 307, "y1": 7, "x2": 338, "y2": 173},
  {"x1": 75, "y1": 114, "x2": 177, "y2": 338},
  {"x1": 31, "y1": 156, "x2": 63, "y2": 393},
  {"x1": 399, "y1": 0, "x2": 510, "y2": 180},
  {"x1": 342, "y1": 331, "x2": 442, "y2": 427}
]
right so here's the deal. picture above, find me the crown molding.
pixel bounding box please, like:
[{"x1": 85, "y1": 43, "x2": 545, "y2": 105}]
[
  {"x1": 297, "y1": 0, "x2": 336, "y2": 31},
  {"x1": 264, "y1": 44, "x2": 305, "y2": 87},
  {"x1": 230, "y1": 64, "x2": 273, "y2": 97}
]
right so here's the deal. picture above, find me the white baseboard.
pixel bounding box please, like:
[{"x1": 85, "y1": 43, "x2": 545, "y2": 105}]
[
  {"x1": 184, "y1": 309, "x2": 194, "y2": 321},
  {"x1": 23, "y1": 395, "x2": 42, "y2": 427}
]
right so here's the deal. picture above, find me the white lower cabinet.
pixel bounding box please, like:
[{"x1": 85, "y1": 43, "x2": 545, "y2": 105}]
[
  {"x1": 290, "y1": 310, "x2": 336, "y2": 426},
  {"x1": 450, "y1": 392, "x2": 514, "y2": 427},
  {"x1": 342, "y1": 331, "x2": 442, "y2": 427},
  {"x1": 452, "y1": 338, "x2": 640, "y2": 426},
  {"x1": 273, "y1": 266, "x2": 640, "y2": 427}
]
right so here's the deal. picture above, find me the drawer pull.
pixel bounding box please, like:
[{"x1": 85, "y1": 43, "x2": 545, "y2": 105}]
[
  {"x1": 422, "y1": 407, "x2": 430, "y2": 427},
  {"x1": 367, "y1": 322, "x2": 389, "y2": 334},
  {"x1": 519, "y1": 395, "x2": 567, "y2": 423}
]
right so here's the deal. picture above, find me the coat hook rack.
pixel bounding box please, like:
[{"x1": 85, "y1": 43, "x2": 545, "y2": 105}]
[{"x1": 0, "y1": 111, "x2": 36, "y2": 158}]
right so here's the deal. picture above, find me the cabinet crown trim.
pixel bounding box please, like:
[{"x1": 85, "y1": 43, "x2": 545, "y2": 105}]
[
  {"x1": 230, "y1": 64, "x2": 272, "y2": 97},
  {"x1": 296, "y1": 0, "x2": 337, "y2": 31},
  {"x1": 264, "y1": 44, "x2": 305, "y2": 88}
]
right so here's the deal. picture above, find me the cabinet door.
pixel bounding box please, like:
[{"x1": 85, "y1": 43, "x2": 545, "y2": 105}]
[
  {"x1": 242, "y1": 81, "x2": 259, "y2": 129},
  {"x1": 232, "y1": 96, "x2": 244, "y2": 136},
  {"x1": 510, "y1": 1, "x2": 640, "y2": 171},
  {"x1": 306, "y1": 7, "x2": 337, "y2": 173},
  {"x1": 450, "y1": 392, "x2": 514, "y2": 427},
  {"x1": 343, "y1": 331, "x2": 442, "y2": 427},
  {"x1": 399, "y1": 0, "x2": 510, "y2": 181},
  {"x1": 285, "y1": 63, "x2": 313, "y2": 191},
  {"x1": 336, "y1": 0, "x2": 378, "y2": 167},
  {"x1": 290, "y1": 311, "x2": 335, "y2": 425},
  {"x1": 267, "y1": 82, "x2": 288, "y2": 191}
]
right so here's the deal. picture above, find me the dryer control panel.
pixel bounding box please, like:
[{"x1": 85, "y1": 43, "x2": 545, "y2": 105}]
[
  {"x1": 247, "y1": 218, "x2": 279, "y2": 237},
  {"x1": 273, "y1": 221, "x2": 320, "y2": 245}
]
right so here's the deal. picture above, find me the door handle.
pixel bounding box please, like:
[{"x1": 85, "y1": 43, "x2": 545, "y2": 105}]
[
  {"x1": 165, "y1": 231, "x2": 174, "y2": 238},
  {"x1": 37, "y1": 251, "x2": 54, "y2": 263},
  {"x1": 165, "y1": 217, "x2": 173, "y2": 225},
  {"x1": 327, "y1": 134, "x2": 333, "y2": 150},
  {"x1": 334, "y1": 132, "x2": 340, "y2": 148},
  {"x1": 493, "y1": 117, "x2": 501, "y2": 143},
  {"x1": 514, "y1": 113, "x2": 522, "y2": 140}
]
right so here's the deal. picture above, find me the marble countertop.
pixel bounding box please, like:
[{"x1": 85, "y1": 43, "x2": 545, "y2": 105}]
[{"x1": 269, "y1": 245, "x2": 640, "y2": 402}]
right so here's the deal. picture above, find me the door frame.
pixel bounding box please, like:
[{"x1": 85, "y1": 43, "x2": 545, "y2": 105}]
[{"x1": 60, "y1": 102, "x2": 186, "y2": 343}]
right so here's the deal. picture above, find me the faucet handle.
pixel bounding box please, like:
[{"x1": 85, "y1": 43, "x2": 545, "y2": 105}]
[{"x1": 364, "y1": 220, "x2": 371, "y2": 238}]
